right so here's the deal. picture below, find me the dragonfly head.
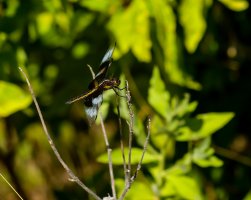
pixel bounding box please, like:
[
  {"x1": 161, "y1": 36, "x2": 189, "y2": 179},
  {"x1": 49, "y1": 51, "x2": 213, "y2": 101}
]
[{"x1": 110, "y1": 78, "x2": 121, "y2": 87}]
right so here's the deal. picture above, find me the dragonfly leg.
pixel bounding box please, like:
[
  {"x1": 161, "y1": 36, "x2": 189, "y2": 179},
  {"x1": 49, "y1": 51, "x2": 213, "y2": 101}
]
[
  {"x1": 114, "y1": 86, "x2": 126, "y2": 91},
  {"x1": 113, "y1": 88, "x2": 126, "y2": 98}
]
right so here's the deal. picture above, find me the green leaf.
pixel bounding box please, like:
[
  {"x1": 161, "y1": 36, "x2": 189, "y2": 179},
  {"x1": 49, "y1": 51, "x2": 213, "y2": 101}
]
[
  {"x1": 0, "y1": 81, "x2": 32, "y2": 117},
  {"x1": 179, "y1": 0, "x2": 207, "y2": 53},
  {"x1": 116, "y1": 179, "x2": 155, "y2": 200},
  {"x1": 150, "y1": 115, "x2": 176, "y2": 157},
  {"x1": 150, "y1": 0, "x2": 201, "y2": 90},
  {"x1": 176, "y1": 112, "x2": 235, "y2": 141},
  {"x1": 148, "y1": 66, "x2": 170, "y2": 118},
  {"x1": 168, "y1": 175, "x2": 203, "y2": 200},
  {"x1": 218, "y1": 0, "x2": 249, "y2": 11},
  {"x1": 108, "y1": 0, "x2": 152, "y2": 62},
  {"x1": 170, "y1": 94, "x2": 198, "y2": 118},
  {"x1": 194, "y1": 155, "x2": 223, "y2": 167},
  {"x1": 165, "y1": 154, "x2": 192, "y2": 176},
  {"x1": 97, "y1": 147, "x2": 159, "y2": 165},
  {"x1": 192, "y1": 138, "x2": 223, "y2": 167}
]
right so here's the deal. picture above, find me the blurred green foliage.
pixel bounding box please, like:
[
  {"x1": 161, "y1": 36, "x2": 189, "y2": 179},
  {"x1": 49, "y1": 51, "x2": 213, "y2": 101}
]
[
  {"x1": 0, "y1": 81, "x2": 32, "y2": 117},
  {"x1": 0, "y1": 0, "x2": 251, "y2": 199}
]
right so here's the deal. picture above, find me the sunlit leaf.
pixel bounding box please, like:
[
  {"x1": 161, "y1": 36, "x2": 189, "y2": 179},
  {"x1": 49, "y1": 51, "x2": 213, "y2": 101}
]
[
  {"x1": 218, "y1": 0, "x2": 249, "y2": 11},
  {"x1": 97, "y1": 147, "x2": 159, "y2": 164},
  {"x1": 171, "y1": 94, "x2": 198, "y2": 117},
  {"x1": 192, "y1": 138, "x2": 223, "y2": 167},
  {"x1": 116, "y1": 179, "x2": 155, "y2": 200},
  {"x1": 165, "y1": 154, "x2": 192, "y2": 176},
  {"x1": 194, "y1": 155, "x2": 223, "y2": 167},
  {"x1": 160, "y1": 178, "x2": 176, "y2": 197},
  {"x1": 148, "y1": 66, "x2": 170, "y2": 118},
  {"x1": 0, "y1": 81, "x2": 32, "y2": 117},
  {"x1": 150, "y1": 0, "x2": 201, "y2": 90},
  {"x1": 108, "y1": 0, "x2": 151, "y2": 62},
  {"x1": 168, "y1": 175, "x2": 203, "y2": 200},
  {"x1": 179, "y1": 0, "x2": 207, "y2": 53},
  {"x1": 176, "y1": 112, "x2": 235, "y2": 141}
]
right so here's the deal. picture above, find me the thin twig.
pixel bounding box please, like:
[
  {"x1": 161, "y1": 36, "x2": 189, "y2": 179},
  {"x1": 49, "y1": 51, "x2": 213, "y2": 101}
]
[
  {"x1": 126, "y1": 81, "x2": 134, "y2": 182},
  {"x1": 125, "y1": 80, "x2": 133, "y2": 183},
  {"x1": 18, "y1": 67, "x2": 101, "y2": 200},
  {"x1": 0, "y1": 172, "x2": 24, "y2": 200},
  {"x1": 131, "y1": 117, "x2": 151, "y2": 181},
  {"x1": 117, "y1": 104, "x2": 127, "y2": 185},
  {"x1": 99, "y1": 112, "x2": 117, "y2": 199}
]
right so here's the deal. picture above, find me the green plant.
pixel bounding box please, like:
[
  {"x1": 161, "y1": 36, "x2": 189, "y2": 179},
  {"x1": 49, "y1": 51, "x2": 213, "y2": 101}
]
[{"x1": 100, "y1": 67, "x2": 234, "y2": 199}]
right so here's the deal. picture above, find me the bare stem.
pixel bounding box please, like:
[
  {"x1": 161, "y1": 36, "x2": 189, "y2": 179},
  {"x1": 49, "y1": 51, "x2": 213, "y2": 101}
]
[
  {"x1": 125, "y1": 80, "x2": 133, "y2": 183},
  {"x1": 131, "y1": 117, "x2": 151, "y2": 181},
  {"x1": 117, "y1": 104, "x2": 127, "y2": 185},
  {"x1": 99, "y1": 112, "x2": 117, "y2": 199},
  {"x1": 18, "y1": 67, "x2": 101, "y2": 200}
]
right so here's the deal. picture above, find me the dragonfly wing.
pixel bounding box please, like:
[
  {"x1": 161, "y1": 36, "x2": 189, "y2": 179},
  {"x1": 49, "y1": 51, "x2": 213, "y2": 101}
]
[
  {"x1": 84, "y1": 94, "x2": 103, "y2": 124},
  {"x1": 95, "y1": 44, "x2": 116, "y2": 80},
  {"x1": 100, "y1": 43, "x2": 116, "y2": 66}
]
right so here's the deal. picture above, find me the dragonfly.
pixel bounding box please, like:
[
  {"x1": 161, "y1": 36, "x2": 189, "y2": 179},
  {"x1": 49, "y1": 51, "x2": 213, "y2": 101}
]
[{"x1": 66, "y1": 44, "x2": 121, "y2": 123}]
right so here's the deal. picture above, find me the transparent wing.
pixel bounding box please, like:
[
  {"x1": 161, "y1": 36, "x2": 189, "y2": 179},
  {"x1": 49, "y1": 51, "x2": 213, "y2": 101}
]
[
  {"x1": 100, "y1": 43, "x2": 116, "y2": 66},
  {"x1": 95, "y1": 43, "x2": 116, "y2": 80}
]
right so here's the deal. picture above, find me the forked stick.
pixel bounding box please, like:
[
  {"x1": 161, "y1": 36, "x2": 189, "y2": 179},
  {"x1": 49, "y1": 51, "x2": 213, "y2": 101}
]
[
  {"x1": 118, "y1": 81, "x2": 151, "y2": 200},
  {"x1": 18, "y1": 67, "x2": 101, "y2": 200}
]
